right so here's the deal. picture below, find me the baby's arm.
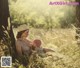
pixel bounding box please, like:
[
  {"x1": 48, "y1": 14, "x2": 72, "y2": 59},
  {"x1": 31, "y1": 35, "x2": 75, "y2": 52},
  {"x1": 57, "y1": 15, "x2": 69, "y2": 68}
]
[{"x1": 43, "y1": 48, "x2": 55, "y2": 53}]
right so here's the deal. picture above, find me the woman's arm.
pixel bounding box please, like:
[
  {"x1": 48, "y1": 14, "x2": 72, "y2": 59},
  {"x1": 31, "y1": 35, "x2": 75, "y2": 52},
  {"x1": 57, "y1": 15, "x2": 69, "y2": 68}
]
[{"x1": 16, "y1": 41, "x2": 22, "y2": 56}]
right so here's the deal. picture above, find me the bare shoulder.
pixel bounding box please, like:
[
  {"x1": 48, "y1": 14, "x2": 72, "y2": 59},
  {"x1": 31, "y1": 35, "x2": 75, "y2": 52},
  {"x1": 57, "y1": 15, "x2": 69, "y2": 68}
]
[{"x1": 16, "y1": 39, "x2": 22, "y2": 46}]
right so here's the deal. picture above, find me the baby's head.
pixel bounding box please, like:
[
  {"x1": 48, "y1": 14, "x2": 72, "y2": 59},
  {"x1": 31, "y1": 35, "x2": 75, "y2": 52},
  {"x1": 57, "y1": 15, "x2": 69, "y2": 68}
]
[{"x1": 33, "y1": 39, "x2": 41, "y2": 47}]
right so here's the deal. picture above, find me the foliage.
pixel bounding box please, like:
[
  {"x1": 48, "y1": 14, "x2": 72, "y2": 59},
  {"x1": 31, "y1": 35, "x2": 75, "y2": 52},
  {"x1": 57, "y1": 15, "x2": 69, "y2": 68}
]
[{"x1": 9, "y1": 0, "x2": 76, "y2": 29}]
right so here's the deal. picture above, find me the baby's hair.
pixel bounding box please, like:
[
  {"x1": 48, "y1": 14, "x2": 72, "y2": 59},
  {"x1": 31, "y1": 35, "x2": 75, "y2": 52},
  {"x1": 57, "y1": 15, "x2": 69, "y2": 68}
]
[
  {"x1": 16, "y1": 29, "x2": 29, "y2": 39},
  {"x1": 33, "y1": 39, "x2": 41, "y2": 47}
]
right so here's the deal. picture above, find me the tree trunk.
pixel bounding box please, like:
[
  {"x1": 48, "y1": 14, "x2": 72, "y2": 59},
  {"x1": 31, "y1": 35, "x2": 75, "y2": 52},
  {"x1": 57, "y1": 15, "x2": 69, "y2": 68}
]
[
  {"x1": 0, "y1": 0, "x2": 16, "y2": 61},
  {"x1": 76, "y1": 0, "x2": 80, "y2": 45}
]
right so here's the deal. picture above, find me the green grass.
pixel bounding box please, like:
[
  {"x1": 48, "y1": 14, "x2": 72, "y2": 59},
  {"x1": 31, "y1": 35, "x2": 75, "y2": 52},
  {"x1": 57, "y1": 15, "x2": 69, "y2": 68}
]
[{"x1": 13, "y1": 27, "x2": 80, "y2": 68}]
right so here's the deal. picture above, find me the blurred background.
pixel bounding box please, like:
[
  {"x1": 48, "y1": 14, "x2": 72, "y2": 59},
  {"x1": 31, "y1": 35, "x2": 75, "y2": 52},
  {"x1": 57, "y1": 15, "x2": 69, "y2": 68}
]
[{"x1": 9, "y1": 0, "x2": 76, "y2": 29}]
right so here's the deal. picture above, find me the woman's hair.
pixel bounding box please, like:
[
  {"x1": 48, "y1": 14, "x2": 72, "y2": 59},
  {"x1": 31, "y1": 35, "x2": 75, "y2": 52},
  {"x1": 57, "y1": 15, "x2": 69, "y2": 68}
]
[{"x1": 16, "y1": 29, "x2": 29, "y2": 39}]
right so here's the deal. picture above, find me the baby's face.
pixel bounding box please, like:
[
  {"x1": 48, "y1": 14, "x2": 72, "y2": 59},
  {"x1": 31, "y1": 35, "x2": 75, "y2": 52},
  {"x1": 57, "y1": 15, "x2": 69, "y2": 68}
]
[
  {"x1": 32, "y1": 39, "x2": 42, "y2": 48},
  {"x1": 33, "y1": 43, "x2": 41, "y2": 47},
  {"x1": 35, "y1": 44, "x2": 41, "y2": 47}
]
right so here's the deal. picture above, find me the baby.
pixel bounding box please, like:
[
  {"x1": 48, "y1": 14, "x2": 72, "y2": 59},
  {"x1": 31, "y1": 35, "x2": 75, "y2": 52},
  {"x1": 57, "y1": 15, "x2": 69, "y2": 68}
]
[
  {"x1": 32, "y1": 39, "x2": 44, "y2": 53},
  {"x1": 32, "y1": 39, "x2": 54, "y2": 56}
]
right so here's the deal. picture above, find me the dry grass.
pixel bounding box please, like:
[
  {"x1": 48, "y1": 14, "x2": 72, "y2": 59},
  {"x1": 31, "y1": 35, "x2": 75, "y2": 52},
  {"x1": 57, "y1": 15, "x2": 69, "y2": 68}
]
[{"x1": 13, "y1": 27, "x2": 80, "y2": 68}]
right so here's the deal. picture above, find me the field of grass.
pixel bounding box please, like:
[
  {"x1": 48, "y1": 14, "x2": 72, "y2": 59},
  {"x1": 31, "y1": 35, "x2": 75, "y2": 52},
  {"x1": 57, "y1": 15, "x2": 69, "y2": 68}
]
[{"x1": 13, "y1": 26, "x2": 80, "y2": 68}]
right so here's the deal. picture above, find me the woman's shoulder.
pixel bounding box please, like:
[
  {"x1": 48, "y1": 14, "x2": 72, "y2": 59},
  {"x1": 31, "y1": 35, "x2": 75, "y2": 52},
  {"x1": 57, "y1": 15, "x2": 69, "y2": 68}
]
[{"x1": 16, "y1": 39, "x2": 23, "y2": 45}]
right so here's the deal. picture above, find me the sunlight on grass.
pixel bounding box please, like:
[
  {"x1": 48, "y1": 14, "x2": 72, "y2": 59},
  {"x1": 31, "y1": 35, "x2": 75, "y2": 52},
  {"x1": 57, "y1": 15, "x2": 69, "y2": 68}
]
[{"x1": 13, "y1": 26, "x2": 80, "y2": 68}]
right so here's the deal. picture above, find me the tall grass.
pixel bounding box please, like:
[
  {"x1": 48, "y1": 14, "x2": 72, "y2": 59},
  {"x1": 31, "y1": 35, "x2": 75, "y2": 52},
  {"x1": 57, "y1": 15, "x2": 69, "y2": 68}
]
[{"x1": 13, "y1": 26, "x2": 80, "y2": 68}]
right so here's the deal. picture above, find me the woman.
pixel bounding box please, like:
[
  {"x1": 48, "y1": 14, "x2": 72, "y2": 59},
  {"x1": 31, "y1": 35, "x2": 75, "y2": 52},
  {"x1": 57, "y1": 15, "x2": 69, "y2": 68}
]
[
  {"x1": 16, "y1": 29, "x2": 35, "y2": 66},
  {"x1": 16, "y1": 29, "x2": 32, "y2": 56}
]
